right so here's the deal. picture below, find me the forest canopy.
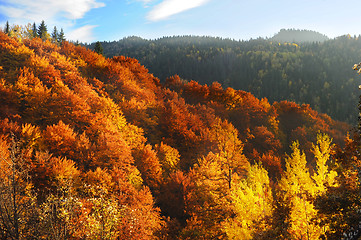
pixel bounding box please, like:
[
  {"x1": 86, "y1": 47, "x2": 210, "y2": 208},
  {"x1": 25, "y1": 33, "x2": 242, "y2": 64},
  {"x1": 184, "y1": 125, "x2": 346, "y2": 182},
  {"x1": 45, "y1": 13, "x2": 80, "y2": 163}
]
[
  {"x1": 87, "y1": 33, "x2": 361, "y2": 124},
  {"x1": 0, "y1": 29, "x2": 360, "y2": 239}
]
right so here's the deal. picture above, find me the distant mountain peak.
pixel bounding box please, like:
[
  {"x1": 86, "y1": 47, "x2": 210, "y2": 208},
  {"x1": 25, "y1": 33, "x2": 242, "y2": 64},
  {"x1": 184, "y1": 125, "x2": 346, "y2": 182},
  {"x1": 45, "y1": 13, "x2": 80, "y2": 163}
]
[{"x1": 271, "y1": 28, "x2": 329, "y2": 43}]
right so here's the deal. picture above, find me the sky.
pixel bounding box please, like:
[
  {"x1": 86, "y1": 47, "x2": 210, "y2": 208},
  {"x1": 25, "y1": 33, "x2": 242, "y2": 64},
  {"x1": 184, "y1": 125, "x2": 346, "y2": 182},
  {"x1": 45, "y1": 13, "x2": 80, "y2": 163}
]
[{"x1": 0, "y1": 0, "x2": 359, "y2": 43}]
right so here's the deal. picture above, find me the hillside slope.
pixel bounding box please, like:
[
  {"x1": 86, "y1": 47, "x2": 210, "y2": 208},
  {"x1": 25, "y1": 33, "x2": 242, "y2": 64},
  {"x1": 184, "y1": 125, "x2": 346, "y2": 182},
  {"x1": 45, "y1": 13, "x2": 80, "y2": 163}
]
[
  {"x1": 88, "y1": 35, "x2": 361, "y2": 124},
  {"x1": 0, "y1": 32, "x2": 352, "y2": 239}
]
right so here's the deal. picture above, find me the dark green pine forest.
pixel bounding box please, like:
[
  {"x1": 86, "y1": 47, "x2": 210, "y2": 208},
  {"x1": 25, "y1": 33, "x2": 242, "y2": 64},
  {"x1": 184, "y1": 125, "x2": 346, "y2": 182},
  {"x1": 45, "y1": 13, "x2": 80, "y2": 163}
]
[{"x1": 86, "y1": 29, "x2": 361, "y2": 124}]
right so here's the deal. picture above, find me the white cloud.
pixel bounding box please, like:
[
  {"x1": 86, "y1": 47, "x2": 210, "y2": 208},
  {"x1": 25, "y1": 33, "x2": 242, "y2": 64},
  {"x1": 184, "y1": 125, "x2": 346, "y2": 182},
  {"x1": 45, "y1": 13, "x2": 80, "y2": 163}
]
[
  {"x1": 0, "y1": 0, "x2": 105, "y2": 22},
  {"x1": 0, "y1": 0, "x2": 105, "y2": 42},
  {"x1": 147, "y1": 0, "x2": 210, "y2": 21},
  {"x1": 67, "y1": 25, "x2": 98, "y2": 43}
]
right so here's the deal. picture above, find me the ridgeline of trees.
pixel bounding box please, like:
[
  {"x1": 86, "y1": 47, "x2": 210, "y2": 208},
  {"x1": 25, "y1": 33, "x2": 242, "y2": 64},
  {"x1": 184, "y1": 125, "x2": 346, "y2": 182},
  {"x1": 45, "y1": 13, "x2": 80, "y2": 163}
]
[
  {"x1": 3, "y1": 20, "x2": 66, "y2": 44},
  {"x1": 86, "y1": 32, "x2": 361, "y2": 124}
]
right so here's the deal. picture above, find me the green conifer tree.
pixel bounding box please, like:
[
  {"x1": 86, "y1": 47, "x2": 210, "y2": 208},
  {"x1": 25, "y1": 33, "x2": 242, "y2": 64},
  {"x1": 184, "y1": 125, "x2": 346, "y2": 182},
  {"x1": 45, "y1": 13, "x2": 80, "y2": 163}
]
[
  {"x1": 4, "y1": 21, "x2": 10, "y2": 35},
  {"x1": 37, "y1": 20, "x2": 48, "y2": 40},
  {"x1": 51, "y1": 26, "x2": 58, "y2": 43},
  {"x1": 58, "y1": 28, "x2": 65, "y2": 43},
  {"x1": 32, "y1": 22, "x2": 37, "y2": 38},
  {"x1": 94, "y1": 41, "x2": 104, "y2": 55}
]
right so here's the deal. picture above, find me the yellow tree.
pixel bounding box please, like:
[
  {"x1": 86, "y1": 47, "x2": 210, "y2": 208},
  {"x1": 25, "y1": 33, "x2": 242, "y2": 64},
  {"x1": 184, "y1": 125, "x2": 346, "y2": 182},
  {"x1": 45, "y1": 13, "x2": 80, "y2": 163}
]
[
  {"x1": 278, "y1": 141, "x2": 321, "y2": 240},
  {"x1": 182, "y1": 153, "x2": 231, "y2": 239},
  {"x1": 182, "y1": 118, "x2": 250, "y2": 238},
  {"x1": 311, "y1": 133, "x2": 337, "y2": 237},
  {"x1": 312, "y1": 133, "x2": 337, "y2": 194},
  {"x1": 223, "y1": 163, "x2": 273, "y2": 239},
  {"x1": 154, "y1": 142, "x2": 180, "y2": 177},
  {"x1": 208, "y1": 117, "x2": 249, "y2": 189}
]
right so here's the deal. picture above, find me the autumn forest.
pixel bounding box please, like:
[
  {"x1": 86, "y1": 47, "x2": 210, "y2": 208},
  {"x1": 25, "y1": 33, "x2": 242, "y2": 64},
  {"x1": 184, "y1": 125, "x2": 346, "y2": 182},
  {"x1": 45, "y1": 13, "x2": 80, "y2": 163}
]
[{"x1": 1, "y1": 25, "x2": 361, "y2": 239}]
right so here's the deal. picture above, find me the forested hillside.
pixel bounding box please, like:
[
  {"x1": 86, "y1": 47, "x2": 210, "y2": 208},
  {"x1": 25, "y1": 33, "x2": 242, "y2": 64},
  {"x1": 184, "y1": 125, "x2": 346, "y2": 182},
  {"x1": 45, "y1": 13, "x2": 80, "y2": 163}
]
[
  {"x1": 87, "y1": 34, "x2": 361, "y2": 124},
  {"x1": 1, "y1": 31, "x2": 361, "y2": 239}
]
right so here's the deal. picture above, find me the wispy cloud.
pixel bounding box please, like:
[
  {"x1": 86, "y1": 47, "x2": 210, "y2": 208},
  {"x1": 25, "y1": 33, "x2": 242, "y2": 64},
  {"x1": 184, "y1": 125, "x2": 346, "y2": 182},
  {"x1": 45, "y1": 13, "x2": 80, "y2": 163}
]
[
  {"x1": 0, "y1": 0, "x2": 105, "y2": 41},
  {"x1": 147, "y1": 0, "x2": 210, "y2": 21},
  {"x1": 0, "y1": 0, "x2": 105, "y2": 23},
  {"x1": 67, "y1": 25, "x2": 98, "y2": 43},
  {"x1": 135, "y1": 0, "x2": 154, "y2": 4}
]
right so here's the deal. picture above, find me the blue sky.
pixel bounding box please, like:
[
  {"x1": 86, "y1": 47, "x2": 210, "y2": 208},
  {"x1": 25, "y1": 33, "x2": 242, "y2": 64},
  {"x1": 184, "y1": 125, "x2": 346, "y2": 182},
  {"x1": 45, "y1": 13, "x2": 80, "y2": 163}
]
[{"x1": 0, "y1": 0, "x2": 359, "y2": 43}]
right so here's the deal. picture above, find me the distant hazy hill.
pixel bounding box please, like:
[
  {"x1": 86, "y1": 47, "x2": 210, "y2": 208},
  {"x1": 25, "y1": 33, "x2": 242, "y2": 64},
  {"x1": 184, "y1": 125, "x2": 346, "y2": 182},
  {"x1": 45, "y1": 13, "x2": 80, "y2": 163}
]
[{"x1": 271, "y1": 29, "x2": 329, "y2": 43}]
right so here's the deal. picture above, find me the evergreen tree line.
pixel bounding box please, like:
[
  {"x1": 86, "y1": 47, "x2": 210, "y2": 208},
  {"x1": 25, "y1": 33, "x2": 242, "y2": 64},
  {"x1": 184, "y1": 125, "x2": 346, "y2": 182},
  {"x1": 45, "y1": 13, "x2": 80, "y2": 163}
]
[
  {"x1": 3, "y1": 20, "x2": 65, "y2": 44},
  {"x1": 86, "y1": 34, "x2": 361, "y2": 124}
]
